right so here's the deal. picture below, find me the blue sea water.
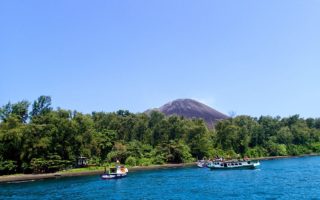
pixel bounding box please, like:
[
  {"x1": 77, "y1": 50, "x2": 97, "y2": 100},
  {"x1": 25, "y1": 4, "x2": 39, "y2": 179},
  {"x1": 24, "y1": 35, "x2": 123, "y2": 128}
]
[{"x1": 1, "y1": 156, "x2": 320, "y2": 200}]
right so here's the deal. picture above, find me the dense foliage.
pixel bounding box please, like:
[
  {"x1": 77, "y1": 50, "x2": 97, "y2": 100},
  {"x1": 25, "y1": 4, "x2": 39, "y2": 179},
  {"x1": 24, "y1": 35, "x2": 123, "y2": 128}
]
[{"x1": 1, "y1": 96, "x2": 320, "y2": 175}]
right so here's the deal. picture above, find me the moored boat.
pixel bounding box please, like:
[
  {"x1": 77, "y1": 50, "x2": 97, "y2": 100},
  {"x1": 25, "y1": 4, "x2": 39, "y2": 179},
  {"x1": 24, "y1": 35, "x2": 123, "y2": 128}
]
[
  {"x1": 197, "y1": 160, "x2": 208, "y2": 168},
  {"x1": 207, "y1": 160, "x2": 260, "y2": 170},
  {"x1": 100, "y1": 165, "x2": 128, "y2": 179}
]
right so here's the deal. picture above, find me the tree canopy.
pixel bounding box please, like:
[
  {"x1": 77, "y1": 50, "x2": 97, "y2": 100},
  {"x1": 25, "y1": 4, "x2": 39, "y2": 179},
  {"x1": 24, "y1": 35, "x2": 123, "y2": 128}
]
[{"x1": 1, "y1": 96, "x2": 320, "y2": 175}]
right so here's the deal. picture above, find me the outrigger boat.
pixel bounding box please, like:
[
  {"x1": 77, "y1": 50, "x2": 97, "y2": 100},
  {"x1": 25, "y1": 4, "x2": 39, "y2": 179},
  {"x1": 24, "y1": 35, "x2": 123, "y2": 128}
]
[
  {"x1": 100, "y1": 165, "x2": 128, "y2": 179},
  {"x1": 207, "y1": 160, "x2": 260, "y2": 170}
]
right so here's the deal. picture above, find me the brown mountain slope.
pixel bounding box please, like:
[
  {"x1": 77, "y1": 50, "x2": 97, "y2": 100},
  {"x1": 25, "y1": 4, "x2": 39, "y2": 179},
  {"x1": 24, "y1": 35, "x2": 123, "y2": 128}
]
[{"x1": 152, "y1": 99, "x2": 229, "y2": 128}]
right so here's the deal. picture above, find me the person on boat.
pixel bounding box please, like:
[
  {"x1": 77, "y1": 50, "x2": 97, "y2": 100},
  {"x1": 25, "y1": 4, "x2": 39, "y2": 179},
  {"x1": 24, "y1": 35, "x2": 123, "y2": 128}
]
[{"x1": 214, "y1": 155, "x2": 219, "y2": 161}]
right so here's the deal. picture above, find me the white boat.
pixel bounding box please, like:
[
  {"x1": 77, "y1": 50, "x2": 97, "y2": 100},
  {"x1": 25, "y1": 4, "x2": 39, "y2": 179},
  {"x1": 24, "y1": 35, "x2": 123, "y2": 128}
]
[
  {"x1": 197, "y1": 160, "x2": 208, "y2": 168},
  {"x1": 100, "y1": 166, "x2": 128, "y2": 179},
  {"x1": 207, "y1": 160, "x2": 260, "y2": 170}
]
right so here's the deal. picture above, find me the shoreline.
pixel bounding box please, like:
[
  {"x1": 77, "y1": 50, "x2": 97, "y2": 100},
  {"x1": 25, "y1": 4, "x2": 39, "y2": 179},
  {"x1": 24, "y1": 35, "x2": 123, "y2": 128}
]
[
  {"x1": 252, "y1": 153, "x2": 320, "y2": 161},
  {"x1": 0, "y1": 163, "x2": 195, "y2": 183},
  {"x1": 1, "y1": 154, "x2": 319, "y2": 183}
]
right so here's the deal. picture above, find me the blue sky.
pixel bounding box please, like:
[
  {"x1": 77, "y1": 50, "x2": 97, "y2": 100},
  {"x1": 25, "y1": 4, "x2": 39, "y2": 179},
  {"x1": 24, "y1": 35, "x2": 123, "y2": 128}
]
[{"x1": 1, "y1": 0, "x2": 320, "y2": 118}]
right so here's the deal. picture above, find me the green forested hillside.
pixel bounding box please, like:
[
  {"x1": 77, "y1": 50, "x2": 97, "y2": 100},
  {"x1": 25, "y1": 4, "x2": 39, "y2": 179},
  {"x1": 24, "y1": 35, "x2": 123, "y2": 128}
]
[{"x1": 1, "y1": 96, "x2": 320, "y2": 175}]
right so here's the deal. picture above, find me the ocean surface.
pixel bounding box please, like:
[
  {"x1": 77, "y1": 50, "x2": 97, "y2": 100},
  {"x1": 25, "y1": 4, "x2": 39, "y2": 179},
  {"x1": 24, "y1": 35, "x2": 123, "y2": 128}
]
[{"x1": 1, "y1": 156, "x2": 320, "y2": 199}]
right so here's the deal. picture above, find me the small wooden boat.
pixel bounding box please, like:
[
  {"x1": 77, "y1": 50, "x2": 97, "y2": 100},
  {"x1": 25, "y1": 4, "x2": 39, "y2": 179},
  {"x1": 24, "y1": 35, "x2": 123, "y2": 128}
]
[
  {"x1": 101, "y1": 166, "x2": 128, "y2": 179},
  {"x1": 207, "y1": 160, "x2": 260, "y2": 170}
]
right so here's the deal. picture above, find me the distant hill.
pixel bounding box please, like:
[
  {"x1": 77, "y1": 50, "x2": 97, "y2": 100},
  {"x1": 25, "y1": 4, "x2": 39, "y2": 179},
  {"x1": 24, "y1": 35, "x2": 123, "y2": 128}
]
[{"x1": 147, "y1": 99, "x2": 229, "y2": 128}]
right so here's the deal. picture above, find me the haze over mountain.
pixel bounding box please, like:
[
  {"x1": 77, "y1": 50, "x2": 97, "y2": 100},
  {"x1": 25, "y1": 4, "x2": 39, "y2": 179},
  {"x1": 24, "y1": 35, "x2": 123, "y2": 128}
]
[{"x1": 147, "y1": 99, "x2": 229, "y2": 128}]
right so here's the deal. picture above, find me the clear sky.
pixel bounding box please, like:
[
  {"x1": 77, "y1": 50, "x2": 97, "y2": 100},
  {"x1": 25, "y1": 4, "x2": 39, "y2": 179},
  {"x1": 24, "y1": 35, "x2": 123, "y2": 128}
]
[{"x1": 1, "y1": 0, "x2": 320, "y2": 118}]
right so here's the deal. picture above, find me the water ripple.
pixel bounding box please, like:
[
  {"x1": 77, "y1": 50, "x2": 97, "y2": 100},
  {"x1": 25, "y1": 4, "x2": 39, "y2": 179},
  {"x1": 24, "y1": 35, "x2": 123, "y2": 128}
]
[{"x1": 1, "y1": 157, "x2": 320, "y2": 199}]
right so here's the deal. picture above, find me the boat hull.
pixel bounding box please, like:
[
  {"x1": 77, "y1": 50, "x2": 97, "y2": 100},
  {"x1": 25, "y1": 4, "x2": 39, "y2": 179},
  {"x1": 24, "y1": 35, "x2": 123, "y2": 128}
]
[
  {"x1": 100, "y1": 173, "x2": 127, "y2": 180},
  {"x1": 208, "y1": 165, "x2": 257, "y2": 170},
  {"x1": 208, "y1": 161, "x2": 260, "y2": 170},
  {"x1": 101, "y1": 166, "x2": 129, "y2": 180}
]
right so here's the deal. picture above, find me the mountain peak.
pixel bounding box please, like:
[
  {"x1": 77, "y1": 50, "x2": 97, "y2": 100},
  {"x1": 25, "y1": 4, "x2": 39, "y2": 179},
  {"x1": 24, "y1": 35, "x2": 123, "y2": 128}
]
[{"x1": 157, "y1": 99, "x2": 228, "y2": 128}]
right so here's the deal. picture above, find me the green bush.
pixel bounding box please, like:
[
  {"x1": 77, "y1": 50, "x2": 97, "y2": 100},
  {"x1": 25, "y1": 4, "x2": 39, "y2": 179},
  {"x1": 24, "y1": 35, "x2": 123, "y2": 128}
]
[
  {"x1": 138, "y1": 158, "x2": 152, "y2": 166},
  {"x1": 225, "y1": 149, "x2": 238, "y2": 159},
  {"x1": 152, "y1": 154, "x2": 166, "y2": 165},
  {"x1": 166, "y1": 140, "x2": 193, "y2": 163},
  {"x1": 287, "y1": 145, "x2": 301, "y2": 156},
  {"x1": 310, "y1": 143, "x2": 320, "y2": 153},
  {"x1": 106, "y1": 150, "x2": 128, "y2": 163},
  {"x1": 276, "y1": 144, "x2": 287, "y2": 156},
  {"x1": 125, "y1": 156, "x2": 137, "y2": 166},
  {"x1": 266, "y1": 142, "x2": 288, "y2": 156},
  {"x1": 0, "y1": 160, "x2": 17, "y2": 175},
  {"x1": 287, "y1": 145, "x2": 312, "y2": 156},
  {"x1": 245, "y1": 146, "x2": 267, "y2": 158},
  {"x1": 21, "y1": 162, "x2": 32, "y2": 174},
  {"x1": 88, "y1": 157, "x2": 101, "y2": 165},
  {"x1": 30, "y1": 155, "x2": 71, "y2": 173}
]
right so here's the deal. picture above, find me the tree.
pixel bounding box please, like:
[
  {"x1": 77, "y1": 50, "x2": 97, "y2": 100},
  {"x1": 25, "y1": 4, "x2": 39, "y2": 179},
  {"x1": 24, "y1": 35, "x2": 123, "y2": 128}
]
[
  {"x1": 0, "y1": 117, "x2": 24, "y2": 165},
  {"x1": 148, "y1": 111, "x2": 165, "y2": 128},
  {"x1": 12, "y1": 101, "x2": 30, "y2": 123},
  {"x1": 291, "y1": 121, "x2": 310, "y2": 145},
  {"x1": 30, "y1": 96, "x2": 52, "y2": 118},
  {"x1": 258, "y1": 116, "x2": 280, "y2": 145},
  {"x1": 233, "y1": 116, "x2": 258, "y2": 154},
  {"x1": 116, "y1": 110, "x2": 131, "y2": 117},
  {"x1": 107, "y1": 142, "x2": 128, "y2": 163},
  {"x1": 156, "y1": 140, "x2": 193, "y2": 163},
  {"x1": 3, "y1": 96, "x2": 320, "y2": 175},
  {"x1": 92, "y1": 129, "x2": 116, "y2": 161},
  {"x1": 215, "y1": 120, "x2": 239, "y2": 151},
  {"x1": 266, "y1": 141, "x2": 287, "y2": 156},
  {"x1": 276, "y1": 127, "x2": 293, "y2": 145},
  {"x1": 0, "y1": 102, "x2": 12, "y2": 122},
  {"x1": 186, "y1": 119, "x2": 211, "y2": 158},
  {"x1": 131, "y1": 114, "x2": 149, "y2": 142},
  {"x1": 0, "y1": 101, "x2": 30, "y2": 123}
]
